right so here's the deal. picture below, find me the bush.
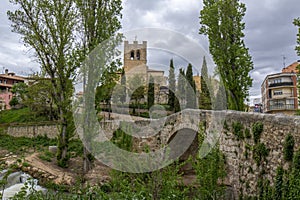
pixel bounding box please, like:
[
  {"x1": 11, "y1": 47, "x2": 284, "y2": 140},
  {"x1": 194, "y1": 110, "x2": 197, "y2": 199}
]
[
  {"x1": 252, "y1": 122, "x2": 263, "y2": 144},
  {"x1": 283, "y1": 134, "x2": 294, "y2": 162},
  {"x1": 232, "y1": 122, "x2": 244, "y2": 140}
]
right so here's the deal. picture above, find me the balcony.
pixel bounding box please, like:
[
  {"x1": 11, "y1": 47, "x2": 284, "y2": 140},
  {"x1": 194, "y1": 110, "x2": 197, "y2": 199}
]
[
  {"x1": 268, "y1": 104, "x2": 296, "y2": 111},
  {"x1": 268, "y1": 82, "x2": 293, "y2": 88}
]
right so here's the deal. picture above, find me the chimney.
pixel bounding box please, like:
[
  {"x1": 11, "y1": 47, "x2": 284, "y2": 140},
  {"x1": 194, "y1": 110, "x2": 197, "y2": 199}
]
[{"x1": 5, "y1": 69, "x2": 8, "y2": 75}]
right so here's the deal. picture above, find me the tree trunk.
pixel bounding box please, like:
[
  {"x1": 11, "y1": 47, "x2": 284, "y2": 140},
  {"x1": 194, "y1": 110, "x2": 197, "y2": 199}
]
[{"x1": 83, "y1": 147, "x2": 92, "y2": 173}]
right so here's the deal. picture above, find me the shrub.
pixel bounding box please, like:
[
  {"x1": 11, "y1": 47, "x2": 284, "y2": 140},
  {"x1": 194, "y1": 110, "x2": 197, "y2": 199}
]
[
  {"x1": 283, "y1": 134, "x2": 294, "y2": 162},
  {"x1": 252, "y1": 122, "x2": 263, "y2": 144},
  {"x1": 232, "y1": 122, "x2": 244, "y2": 140},
  {"x1": 253, "y1": 142, "x2": 269, "y2": 166}
]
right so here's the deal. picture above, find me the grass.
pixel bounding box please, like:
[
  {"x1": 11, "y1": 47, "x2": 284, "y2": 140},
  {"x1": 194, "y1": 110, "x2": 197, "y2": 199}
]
[
  {"x1": 0, "y1": 107, "x2": 50, "y2": 124},
  {"x1": 0, "y1": 134, "x2": 57, "y2": 153}
]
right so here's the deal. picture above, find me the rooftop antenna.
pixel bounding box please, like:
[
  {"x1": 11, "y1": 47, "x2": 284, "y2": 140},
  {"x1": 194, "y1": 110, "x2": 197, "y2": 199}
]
[{"x1": 282, "y1": 55, "x2": 286, "y2": 68}]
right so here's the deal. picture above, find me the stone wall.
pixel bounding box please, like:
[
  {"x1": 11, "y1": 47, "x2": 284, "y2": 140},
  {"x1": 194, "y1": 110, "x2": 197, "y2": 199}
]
[
  {"x1": 219, "y1": 111, "x2": 300, "y2": 197},
  {"x1": 4, "y1": 110, "x2": 300, "y2": 197},
  {"x1": 6, "y1": 124, "x2": 59, "y2": 139}
]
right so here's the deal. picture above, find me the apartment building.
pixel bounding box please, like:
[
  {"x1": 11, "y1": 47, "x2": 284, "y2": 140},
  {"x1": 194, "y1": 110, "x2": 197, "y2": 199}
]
[
  {"x1": 261, "y1": 61, "x2": 299, "y2": 115},
  {"x1": 0, "y1": 69, "x2": 26, "y2": 110}
]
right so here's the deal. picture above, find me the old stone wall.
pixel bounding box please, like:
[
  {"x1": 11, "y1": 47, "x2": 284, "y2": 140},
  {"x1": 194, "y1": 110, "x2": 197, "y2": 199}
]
[
  {"x1": 6, "y1": 124, "x2": 59, "y2": 139},
  {"x1": 219, "y1": 111, "x2": 300, "y2": 197},
  {"x1": 3, "y1": 110, "x2": 300, "y2": 197}
]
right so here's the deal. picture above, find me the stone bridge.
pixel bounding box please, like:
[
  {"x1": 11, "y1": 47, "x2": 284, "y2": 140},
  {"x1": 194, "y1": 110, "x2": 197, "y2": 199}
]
[
  {"x1": 6, "y1": 109, "x2": 300, "y2": 197},
  {"x1": 96, "y1": 109, "x2": 300, "y2": 197}
]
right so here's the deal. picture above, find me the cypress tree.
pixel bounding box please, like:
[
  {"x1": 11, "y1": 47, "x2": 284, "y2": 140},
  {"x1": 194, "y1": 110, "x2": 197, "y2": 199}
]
[
  {"x1": 148, "y1": 75, "x2": 155, "y2": 109},
  {"x1": 199, "y1": 56, "x2": 212, "y2": 110},
  {"x1": 120, "y1": 68, "x2": 126, "y2": 104},
  {"x1": 186, "y1": 63, "x2": 197, "y2": 108},
  {"x1": 168, "y1": 59, "x2": 176, "y2": 111}
]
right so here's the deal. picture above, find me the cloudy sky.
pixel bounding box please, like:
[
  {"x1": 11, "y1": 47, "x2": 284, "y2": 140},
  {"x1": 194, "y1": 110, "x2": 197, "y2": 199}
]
[{"x1": 0, "y1": 0, "x2": 299, "y2": 104}]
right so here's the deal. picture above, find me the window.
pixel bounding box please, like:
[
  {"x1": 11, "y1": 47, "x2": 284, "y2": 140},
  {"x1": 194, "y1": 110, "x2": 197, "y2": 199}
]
[
  {"x1": 130, "y1": 51, "x2": 134, "y2": 60},
  {"x1": 273, "y1": 90, "x2": 282, "y2": 95},
  {"x1": 136, "y1": 50, "x2": 140, "y2": 60},
  {"x1": 274, "y1": 79, "x2": 282, "y2": 84}
]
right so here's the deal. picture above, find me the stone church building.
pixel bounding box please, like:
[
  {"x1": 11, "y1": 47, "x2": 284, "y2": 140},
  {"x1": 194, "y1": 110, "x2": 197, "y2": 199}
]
[{"x1": 123, "y1": 40, "x2": 168, "y2": 104}]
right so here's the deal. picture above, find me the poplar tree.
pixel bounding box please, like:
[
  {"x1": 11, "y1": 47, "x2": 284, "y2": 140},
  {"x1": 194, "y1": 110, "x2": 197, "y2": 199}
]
[
  {"x1": 168, "y1": 59, "x2": 176, "y2": 111},
  {"x1": 8, "y1": 0, "x2": 78, "y2": 167},
  {"x1": 294, "y1": 18, "x2": 300, "y2": 115},
  {"x1": 200, "y1": 0, "x2": 253, "y2": 111},
  {"x1": 75, "y1": 0, "x2": 122, "y2": 172},
  {"x1": 199, "y1": 56, "x2": 212, "y2": 110}
]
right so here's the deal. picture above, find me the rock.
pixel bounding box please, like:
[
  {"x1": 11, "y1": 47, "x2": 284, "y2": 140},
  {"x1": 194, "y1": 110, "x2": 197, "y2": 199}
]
[{"x1": 48, "y1": 146, "x2": 58, "y2": 154}]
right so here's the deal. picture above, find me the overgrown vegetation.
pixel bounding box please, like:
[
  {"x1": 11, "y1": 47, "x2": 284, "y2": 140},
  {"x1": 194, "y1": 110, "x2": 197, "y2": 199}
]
[
  {"x1": 252, "y1": 122, "x2": 263, "y2": 144},
  {"x1": 232, "y1": 121, "x2": 244, "y2": 140},
  {"x1": 283, "y1": 133, "x2": 295, "y2": 162},
  {"x1": 0, "y1": 134, "x2": 56, "y2": 154},
  {"x1": 0, "y1": 108, "x2": 51, "y2": 124}
]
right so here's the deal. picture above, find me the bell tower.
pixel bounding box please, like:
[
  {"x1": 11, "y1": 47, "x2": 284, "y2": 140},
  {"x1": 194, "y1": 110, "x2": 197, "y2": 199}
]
[{"x1": 123, "y1": 40, "x2": 147, "y2": 73}]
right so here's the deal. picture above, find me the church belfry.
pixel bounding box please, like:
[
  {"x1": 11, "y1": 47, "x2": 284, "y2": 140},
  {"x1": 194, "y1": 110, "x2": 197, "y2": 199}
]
[{"x1": 124, "y1": 41, "x2": 147, "y2": 73}]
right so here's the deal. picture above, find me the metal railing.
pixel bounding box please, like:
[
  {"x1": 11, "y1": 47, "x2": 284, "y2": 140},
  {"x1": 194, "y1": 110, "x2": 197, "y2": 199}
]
[
  {"x1": 269, "y1": 82, "x2": 294, "y2": 87},
  {"x1": 268, "y1": 104, "x2": 296, "y2": 111}
]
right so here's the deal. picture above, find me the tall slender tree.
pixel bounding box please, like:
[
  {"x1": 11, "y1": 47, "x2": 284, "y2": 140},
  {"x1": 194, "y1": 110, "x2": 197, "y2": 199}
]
[
  {"x1": 199, "y1": 56, "x2": 212, "y2": 110},
  {"x1": 168, "y1": 59, "x2": 176, "y2": 111},
  {"x1": 120, "y1": 68, "x2": 127, "y2": 104},
  {"x1": 75, "y1": 0, "x2": 122, "y2": 172},
  {"x1": 177, "y1": 68, "x2": 186, "y2": 106},
  {"x1": 294, "y1": 18, "x2": 300, "y2": 115},
  {"x1": 8, "y1": 0, "x2": 78, "y2": 167},
  {"x1": 200, "y1": 0, "x2": 253, "y2": 111},
  {"x1": 148, "y1": 75, "x2": 155, "y2": 109},
  {"x1": 186, "y1": 63, "x2": 197, "y2": 108}
]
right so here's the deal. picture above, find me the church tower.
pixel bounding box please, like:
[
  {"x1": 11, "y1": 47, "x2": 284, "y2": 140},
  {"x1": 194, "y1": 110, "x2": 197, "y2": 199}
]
[{"x1": 123, "y1": 40, "x2": 148, "y2": 74}]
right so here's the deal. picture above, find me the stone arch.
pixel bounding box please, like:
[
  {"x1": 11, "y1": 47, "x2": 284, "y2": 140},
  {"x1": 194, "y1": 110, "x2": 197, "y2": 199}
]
[
  {"x1": 130, "y1": 50, "x2": 134, "y2": 60},
  {"x1": 167, "y1": 128, "x2": 198, "y2": 176},
  {"x1": 166, "y1": 128, "x2": 198, "y2": 162},
  {"x1": 136, "y1": 50, "x2": 140, "y2": 60}
]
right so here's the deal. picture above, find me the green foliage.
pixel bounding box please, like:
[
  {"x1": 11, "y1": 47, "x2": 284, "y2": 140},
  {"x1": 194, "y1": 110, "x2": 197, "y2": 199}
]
[
  {"x1": 108, "y1": 162, "x2": 188, "y2": 199},
  {"x1": 232, "y1": 121, "x2": 244, "y2": 140},
  {"x1": 199, "y1": 56, "x2": 212, "y2": 110},
  {"x1": 274, "y1": 166, "x2": 284, "y2": 200},
  {"x1": 253, "y1": 142, "x2": 269, "y2": 166},
  {"x1": 22, "y1": 76, "x2": 58, "y2": 121},
  {"x1": 252, "y1": 122, "x2": 263, "y2": 144},
  {"x1": 294, "y1": 18, "x2": 300, "y2": 56},
  {"x1": 128, "y1": 75, "x2": 145, "y2": 113},
  {"x1": 193, "y1": 146, "x2": 226, "y2": 199},
  {"x1": 186, "y1": 63, "x2": 197, "y2": 109},
  {"x1": 39, "y1": 150, "x2": 55, "y2": 162},
  {"x1": 244, "y1": 128, "x2": 251, "y2": 139},
  {"x1": 9, "y1": 96, "x2": 19, "y2": 108},
  {"x1": 283, "y1": 133, "x2": 295, "y2": 162},
  {"x1": 168, "y1": 59, "x2": 176, "y2": 111},
  {"x1": 148, "y1": 75, "x2": 155, "y2": 109},
  {"x1": 200, "y1": 0, "x2": 253, "y2": 111},
  {"x1": 0, "y1": 134, "x2": 56, "y2": 153},
  {"x1": 177, "y1": 68, "x2": 186, "y2": 106},
  {"x1": 111, "y1": 129, "x2": 132, "y2": 152}
]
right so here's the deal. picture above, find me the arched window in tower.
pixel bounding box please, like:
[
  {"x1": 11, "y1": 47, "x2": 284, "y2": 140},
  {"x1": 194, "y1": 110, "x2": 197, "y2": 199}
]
[
  {"x1": 130, "y1": 51, "x2": 134, "y2": 60},
  {"x1": 136, "y1": 50, "x2": 140, "y2": 60}
]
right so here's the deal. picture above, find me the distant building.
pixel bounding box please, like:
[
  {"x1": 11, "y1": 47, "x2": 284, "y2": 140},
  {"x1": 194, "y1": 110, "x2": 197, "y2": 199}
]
[
  {"x1": 123, "y1": 40, "x2": 168, "y2": 104},
  {"x1": 261, "y1": 61, "x2": 300, "y2": 115},
  {"x1": 0, "y1": 69, "x2": 26, "y2": 110}
]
